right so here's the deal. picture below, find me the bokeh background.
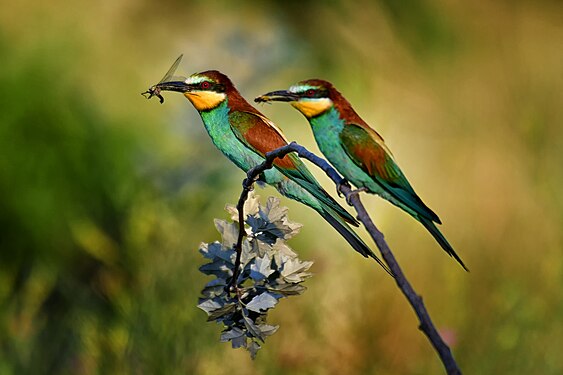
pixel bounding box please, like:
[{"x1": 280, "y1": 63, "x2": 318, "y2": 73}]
[{"x1": 1, "y1": 0, "x2": 561, "y2": 374}]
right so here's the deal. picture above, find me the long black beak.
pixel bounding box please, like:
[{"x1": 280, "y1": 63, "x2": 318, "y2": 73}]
[
  {"x1": 155, "y1": 81, "x2": 191, "y2": 93},
  {"x1": 142, "y1": 80, "x2": 191, "y2": 104},
  {"x1": 254, "y1": 90, "x2": 299, "y2": 103}
]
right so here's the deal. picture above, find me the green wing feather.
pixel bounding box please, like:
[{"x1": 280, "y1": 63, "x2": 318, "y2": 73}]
[{"x1": 339, "y1": 123, "x2": 441, "y2": 223}]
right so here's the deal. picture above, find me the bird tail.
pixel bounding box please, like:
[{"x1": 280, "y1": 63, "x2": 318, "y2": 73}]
[
  {"x1": 295, "y1": 178, "x2": 359, "y2": 226},
  {"x1": 319, "y1": 207, "x2": 393, "y2": 277},
  {"x1": 419, "y1": 217, "x2": 468, "y2": 271}
]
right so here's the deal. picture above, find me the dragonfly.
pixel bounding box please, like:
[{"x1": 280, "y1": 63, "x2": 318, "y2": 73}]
[{"x1": 141, "y1": 54, "x2": 185, "y2": 104}]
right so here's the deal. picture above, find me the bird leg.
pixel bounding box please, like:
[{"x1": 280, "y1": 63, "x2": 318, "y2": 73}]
[
  {"x1": 336, "y1": 179, "x2": 352, "y2": 198},
  {"x1": 346, "y1": 187, "x2": 368, "y2": 205}
]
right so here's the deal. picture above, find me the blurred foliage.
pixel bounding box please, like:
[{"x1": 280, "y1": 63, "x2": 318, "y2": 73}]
[{"x1": 0, "y1": 0, "x2": 561, "y2": 374}]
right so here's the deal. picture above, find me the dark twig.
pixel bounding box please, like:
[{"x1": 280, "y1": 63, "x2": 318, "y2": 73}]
[
  {"x1": 230, "y1": 148, "x2": 281, "y2": 290},
  {"x1": 233, "y1": 142, "x2": 462, "y2": 374},
  {"x1": 343, "y1": 189, "x2": 462, "y2": 375},
  {"x1": 230, "y1": 184, "x2": 250, "y2": 291}
]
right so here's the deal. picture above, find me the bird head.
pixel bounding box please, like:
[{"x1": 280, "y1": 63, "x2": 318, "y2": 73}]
[
  {"x1": 153, "y1": 70, "x2": 233, "y2": 111},
  {"x1": 255, "y1": 79, "x2": 337, "y2": 118}
]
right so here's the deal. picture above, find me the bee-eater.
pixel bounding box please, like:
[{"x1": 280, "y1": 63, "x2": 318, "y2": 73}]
[
  {"x1": 145, "y1": 68, "x2": 391, "y2": 274},
  {"x1": 255, "y1": 80, "x2": 467, "y2": 271}
]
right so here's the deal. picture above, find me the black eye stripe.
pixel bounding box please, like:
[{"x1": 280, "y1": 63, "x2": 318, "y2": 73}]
[
  {"x1": 301, "y1": 88, "x2": 328, "y2": 98},
  {"x1": 194, "y1": 81, "x2": 226, "y2": 92}
]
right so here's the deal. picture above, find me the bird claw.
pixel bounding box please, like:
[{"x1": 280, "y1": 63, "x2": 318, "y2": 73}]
[
  {"x1": 346, "y1": 187, "x2": 368, "y2": 205},
  {"x1": 242, "y1": 177, "x2": 255, "y2": 191},
  {"x1": 336, "y1": 179, "x2": 352, "y2": 198}
]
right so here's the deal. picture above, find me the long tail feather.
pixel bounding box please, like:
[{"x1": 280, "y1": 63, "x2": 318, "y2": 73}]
[
  {"x1": 419, "y1": 217, "x2": 468, "y2": 271},
  {"x1": 293, "y1": 178, "x2": 359, "y2": 226},
  {"x1": 319, "y1": 208, "x2": 394, "y2": 277}
]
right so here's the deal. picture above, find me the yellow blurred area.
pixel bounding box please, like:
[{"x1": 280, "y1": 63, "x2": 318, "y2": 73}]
[{"x1": 0, "y1": 0, "x2": 561, "y2": 374}]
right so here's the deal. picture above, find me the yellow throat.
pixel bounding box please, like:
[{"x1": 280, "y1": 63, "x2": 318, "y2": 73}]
[
  {"x1": 291, "y1": 98, "x2": 332, "y2": 118},
  {"x1": 184, "y1": 91, "x2": 226, "y2": 111}
]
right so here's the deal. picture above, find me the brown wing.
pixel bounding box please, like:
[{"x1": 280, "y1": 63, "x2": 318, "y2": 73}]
[
  {"x1": 228, "y1": 110, "x2": 299, "y2": 170},
  {"x1": 339, "y1": 123, "x2": 402, "y2": 183}
]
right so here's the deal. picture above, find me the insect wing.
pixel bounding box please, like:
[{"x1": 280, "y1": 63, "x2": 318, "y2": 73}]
[
  {"x1": 142, "y1": 54, "x2": 185, "y2": 103},
  {"x1": 158, "y1": 54, "x2": 184, "y2": 84}
]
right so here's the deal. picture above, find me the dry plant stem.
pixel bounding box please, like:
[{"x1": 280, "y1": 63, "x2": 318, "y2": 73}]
[
  {"x1": 230, "y1": 181, "x2": 253, "y2": 291},
  {"x1": 233, "y1": 142, "x2": 461, "y2": 375}
]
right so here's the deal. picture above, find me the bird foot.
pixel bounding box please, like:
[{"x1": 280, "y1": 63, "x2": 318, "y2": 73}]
[
  {"x1": 336, "y1": 179, "x2": 352, "y2": 198},
  {"x1": 346, "y1": 187, "x2": 368, "y2": 205}
]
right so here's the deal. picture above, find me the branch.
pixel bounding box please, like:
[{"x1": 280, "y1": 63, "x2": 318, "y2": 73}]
[
  {"x1": 343, "y1": 188, "x2": 462, "y2": 375},
  {"x1": 233, "y1": 142, "x2": 462, "y2": 375}
]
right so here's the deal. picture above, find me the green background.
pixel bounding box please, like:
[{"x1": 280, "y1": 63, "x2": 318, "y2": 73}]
[{"x1": 1, "y1": 0, "x2": 561, "y2": 374}]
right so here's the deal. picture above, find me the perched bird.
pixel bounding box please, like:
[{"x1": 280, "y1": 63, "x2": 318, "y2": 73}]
[
  {"x1": 144, "y1": 64, "x2": 391, "y2": 274},
  {"x1": 255, "y1": 80, "x2": 467, "y2": 270}
]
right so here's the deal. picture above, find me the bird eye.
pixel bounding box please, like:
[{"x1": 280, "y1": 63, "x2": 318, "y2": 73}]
[
  {"x1": 306, "y1": 89, "x2": 316, "y2": 97},
  {"x1": 200, "y1": 81, "x2": 211, "y2": 90}
]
